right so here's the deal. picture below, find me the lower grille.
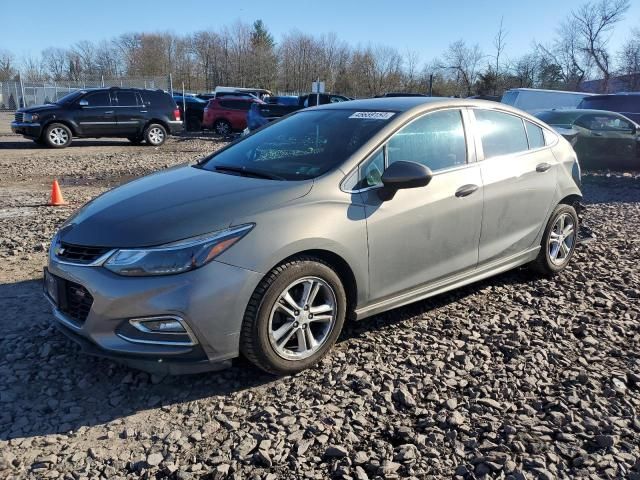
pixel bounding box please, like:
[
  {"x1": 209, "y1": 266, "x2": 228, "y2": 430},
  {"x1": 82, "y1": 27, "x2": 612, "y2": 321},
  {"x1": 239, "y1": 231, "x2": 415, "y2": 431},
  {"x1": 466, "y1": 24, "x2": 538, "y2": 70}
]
[
  {"x1": 59, "y1": 280, "x2": 93, "y2": 324},
  {"x1": 57, "y1": 242, "x2": 112, "y2": 264},
  {"x1": 14, "y1": 112, "x2": 24, "y2": 123}
]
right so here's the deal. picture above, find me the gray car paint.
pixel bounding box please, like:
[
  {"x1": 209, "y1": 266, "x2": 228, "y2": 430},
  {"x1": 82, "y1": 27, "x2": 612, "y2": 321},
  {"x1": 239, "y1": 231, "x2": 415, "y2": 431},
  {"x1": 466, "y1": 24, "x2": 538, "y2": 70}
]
[{"x1": 49, "y1": 97, "x2": 582, "y2": 372}]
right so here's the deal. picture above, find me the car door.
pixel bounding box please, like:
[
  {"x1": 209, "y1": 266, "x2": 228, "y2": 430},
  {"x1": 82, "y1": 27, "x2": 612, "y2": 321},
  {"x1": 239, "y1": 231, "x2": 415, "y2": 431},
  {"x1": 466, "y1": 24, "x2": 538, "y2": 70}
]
[
  {"x1": 76, "y1": 90, "x2": 115, "y2": 136},
  {"x1": 114, "y1": 90, "x2": 145, "y2": 136},
  {"x1": 356, "y1": 108, "x2": 483, "y2": 301},
  {"x1": 471, "y1": 108, "x2": 557, "y2": 264}
]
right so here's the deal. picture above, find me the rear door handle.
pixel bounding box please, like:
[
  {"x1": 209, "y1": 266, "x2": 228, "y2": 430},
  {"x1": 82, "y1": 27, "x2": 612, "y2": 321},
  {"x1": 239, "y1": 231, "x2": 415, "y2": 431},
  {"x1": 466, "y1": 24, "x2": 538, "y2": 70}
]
[
  {"x1": 536, "y1": 163, "x2": 551, "y2": 172},
  {"x1": 104, "y1": 111, "x2": 114, "y2": 115},
  {"x1": 455, "y1": 184, "x2": 479, "y2": 197}
]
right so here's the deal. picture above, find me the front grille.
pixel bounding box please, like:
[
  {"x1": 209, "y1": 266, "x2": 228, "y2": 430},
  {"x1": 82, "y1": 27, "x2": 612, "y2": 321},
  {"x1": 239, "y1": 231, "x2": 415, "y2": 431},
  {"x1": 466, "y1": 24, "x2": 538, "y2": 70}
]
[
  {"x1": 57, "y1": 242, "x2": 111, "y2": 264},
  {"x1": 14, "y1": 112, "x2": 24, "y2": 123},
  {"x1": 59, "y1": 280, "x2": 93, "y2": 324}
]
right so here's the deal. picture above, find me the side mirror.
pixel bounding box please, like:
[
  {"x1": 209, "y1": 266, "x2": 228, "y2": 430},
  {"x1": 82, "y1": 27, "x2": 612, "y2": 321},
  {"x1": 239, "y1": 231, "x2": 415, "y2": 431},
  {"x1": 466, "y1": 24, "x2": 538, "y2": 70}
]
[
  {"x1": 378, "y1": 161, "x2": 432, "y2": 201},
  {"x1": 78, "y1": 99, "x2": 88, "y2": 107}
]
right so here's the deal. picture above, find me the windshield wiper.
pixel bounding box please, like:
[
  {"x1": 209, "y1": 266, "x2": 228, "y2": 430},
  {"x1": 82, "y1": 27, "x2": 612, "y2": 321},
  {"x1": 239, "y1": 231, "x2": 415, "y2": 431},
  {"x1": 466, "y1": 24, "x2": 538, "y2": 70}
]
[{"x1": 213, "y1": 164, "x2": 285, "y2": 181}]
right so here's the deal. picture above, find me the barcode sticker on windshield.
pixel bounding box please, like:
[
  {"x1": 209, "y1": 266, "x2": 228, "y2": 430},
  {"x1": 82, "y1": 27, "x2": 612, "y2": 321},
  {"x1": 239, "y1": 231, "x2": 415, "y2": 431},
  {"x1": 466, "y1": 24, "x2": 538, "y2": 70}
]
[{"x1": 349, "y1": 111, "x2": 395, "y2": 120}]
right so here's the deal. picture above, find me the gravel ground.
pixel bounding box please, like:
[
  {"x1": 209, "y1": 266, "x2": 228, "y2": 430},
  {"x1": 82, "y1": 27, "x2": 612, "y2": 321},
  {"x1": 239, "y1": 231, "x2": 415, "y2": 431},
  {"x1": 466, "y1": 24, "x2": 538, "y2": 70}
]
[{"x1": 0, "y1": 128, "x2": 639, "y2": 480}]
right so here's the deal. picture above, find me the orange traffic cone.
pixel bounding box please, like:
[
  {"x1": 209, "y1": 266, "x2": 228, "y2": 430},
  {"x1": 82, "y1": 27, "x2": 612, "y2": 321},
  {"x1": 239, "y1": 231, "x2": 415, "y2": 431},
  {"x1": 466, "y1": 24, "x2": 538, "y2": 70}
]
[{"x1": 48, "y1": 180, "x2": 68, "y2": 206}]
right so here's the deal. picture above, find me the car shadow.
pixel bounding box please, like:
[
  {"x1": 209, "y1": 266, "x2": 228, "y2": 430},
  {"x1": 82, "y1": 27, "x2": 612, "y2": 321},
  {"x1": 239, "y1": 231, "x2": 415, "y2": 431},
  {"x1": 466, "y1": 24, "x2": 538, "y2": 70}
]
[
  {"x1": 0, "y1": 139, "x2": 134, "y2": 149},
  {"x1": 0, "y1": 265, "x2": 537, "y2": 441}
]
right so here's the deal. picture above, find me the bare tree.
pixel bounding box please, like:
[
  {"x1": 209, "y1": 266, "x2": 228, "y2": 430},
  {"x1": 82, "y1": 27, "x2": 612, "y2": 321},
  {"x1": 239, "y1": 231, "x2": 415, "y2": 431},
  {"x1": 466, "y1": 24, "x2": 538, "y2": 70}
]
[
  {"x1": 571, "y1": 0, "x2": 630, "y2": 92},
  {"x1": 443, "y1": 40, "x2": 484, "y2": 96},
  {"x1": 617, "y1": 28, "x2": 640, "y2": 90},
  {"x1": 493, "y1": 16, "x2": 507, "y2": 75},
  {"x1": 42, "y1": 47, "x2": 68, "y2": 81},
  {"x1": 0, "y1": 49, "x2": 17, "y2": 81}
]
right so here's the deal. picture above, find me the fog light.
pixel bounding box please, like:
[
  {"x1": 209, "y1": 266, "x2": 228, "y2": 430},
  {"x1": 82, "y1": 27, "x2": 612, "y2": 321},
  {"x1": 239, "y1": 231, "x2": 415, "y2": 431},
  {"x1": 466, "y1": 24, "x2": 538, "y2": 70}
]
[{"x1": 130, "y1": 317, "x2": 186, "y2": 333}]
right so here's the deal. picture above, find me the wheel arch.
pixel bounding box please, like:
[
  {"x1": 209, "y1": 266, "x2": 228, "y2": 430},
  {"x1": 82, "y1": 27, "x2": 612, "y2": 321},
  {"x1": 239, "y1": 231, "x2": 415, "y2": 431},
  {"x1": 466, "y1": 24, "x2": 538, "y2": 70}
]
[
  {"x1": 144, "y1": 118, "x2": 169, "y2": 133},
  {"x1": 270, "y1": 249, "x2": 358, "y2": 320},
  {"x1": 43, "y1": 118, "x2": 77, "y2": 136}
]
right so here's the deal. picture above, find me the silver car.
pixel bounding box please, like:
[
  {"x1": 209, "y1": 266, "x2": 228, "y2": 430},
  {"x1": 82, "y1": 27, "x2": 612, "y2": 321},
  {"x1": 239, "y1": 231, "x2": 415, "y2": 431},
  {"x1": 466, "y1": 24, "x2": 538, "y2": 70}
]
[{"x1": 45, "y1": 98, "x2": 583, "y2": 375}]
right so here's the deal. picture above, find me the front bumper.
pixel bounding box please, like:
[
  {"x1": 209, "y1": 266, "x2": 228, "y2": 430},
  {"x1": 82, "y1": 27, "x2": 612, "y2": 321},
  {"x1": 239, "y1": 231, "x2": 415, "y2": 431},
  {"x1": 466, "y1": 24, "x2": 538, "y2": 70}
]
[
  {"x1": 46, "y1": 256, "x2": 263, "y2": 374},
  {"x1": 11, "y1": 121, "x2": 42, "y2": 138}
]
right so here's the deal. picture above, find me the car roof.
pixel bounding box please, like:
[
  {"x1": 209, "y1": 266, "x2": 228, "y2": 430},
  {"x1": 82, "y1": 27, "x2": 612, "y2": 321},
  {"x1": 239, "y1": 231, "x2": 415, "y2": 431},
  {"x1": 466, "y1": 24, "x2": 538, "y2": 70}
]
[
  {"x1": 505, "y1": 88, "x2": 592, "y2": 95},
  {"x1": 314, "y1": 96, "x2": 529, "y2": 117}
]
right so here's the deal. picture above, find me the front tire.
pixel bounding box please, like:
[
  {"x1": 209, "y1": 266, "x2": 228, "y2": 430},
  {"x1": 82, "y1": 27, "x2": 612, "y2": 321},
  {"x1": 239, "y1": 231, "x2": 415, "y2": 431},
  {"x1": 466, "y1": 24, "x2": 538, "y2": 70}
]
[
  {"x1": 44, "y1": 123, "x2": 72, "y2": 148},
  {"x1": 144, "y1": 123, "x2": 167, "y2": 146},
  {"x1": 531, "y1": 203, "x2": 578, "y2": 275},
  {"x1": 240, "y1": 258, "x2": 347, "y2": 375}
]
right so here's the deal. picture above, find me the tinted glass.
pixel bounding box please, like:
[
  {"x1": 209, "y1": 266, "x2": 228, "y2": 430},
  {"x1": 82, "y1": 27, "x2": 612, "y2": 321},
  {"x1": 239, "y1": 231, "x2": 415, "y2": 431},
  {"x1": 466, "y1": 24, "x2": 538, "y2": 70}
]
[
  {"x1": 575, "y1": 113, "x2": 634, "y2": 131},
  {"x1": 475, "y1": 110, "x2": 528, "y2": 159},
  {"x1": 141, "y1": 91, "x2": 174, "y2": 109},
  {"x1": 579, "y1": 96, "x2": 640, "y2": 112},
  {"x1": 83, "y1": 91, "x2": 111, "y2": 107},
  {"x1": 356, "y1": 149, "x2": 385, "y2": 189},
  {"x1": 525, "y1": 121, "x2": 545, "y2": 149},
  {"x1": 201, "y1": 109, "x2": 394, "y2": 180},
  {"x1": 387, "y1": 109, "x2": 466, "y2": 171},
  {"x1": 56, "y1": 90, "x2": 84, "y2": 104},
  {"x1": 116, "y1": 91, "x2": 137, "y2": 106},
  {"x1": 535, "y1": 110, "x2": 581, "y2": 125}
]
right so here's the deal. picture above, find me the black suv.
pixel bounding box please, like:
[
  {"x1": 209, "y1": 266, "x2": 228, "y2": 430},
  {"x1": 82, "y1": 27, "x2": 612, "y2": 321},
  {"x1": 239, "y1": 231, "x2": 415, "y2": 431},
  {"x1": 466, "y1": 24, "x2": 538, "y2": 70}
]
[{"x1": 11, "y1": 87, "x2": 183, "y2": 148}]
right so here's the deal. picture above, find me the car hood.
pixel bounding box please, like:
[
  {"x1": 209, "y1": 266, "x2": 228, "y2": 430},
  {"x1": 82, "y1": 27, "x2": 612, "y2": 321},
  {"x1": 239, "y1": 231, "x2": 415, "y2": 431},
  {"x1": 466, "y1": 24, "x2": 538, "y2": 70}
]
[
  {"x1": 19, "y1": 104, "x2": 59, "y2": 113},
  {"x1": 59, "y1": 165, "x2": 313, "y2": 248}
]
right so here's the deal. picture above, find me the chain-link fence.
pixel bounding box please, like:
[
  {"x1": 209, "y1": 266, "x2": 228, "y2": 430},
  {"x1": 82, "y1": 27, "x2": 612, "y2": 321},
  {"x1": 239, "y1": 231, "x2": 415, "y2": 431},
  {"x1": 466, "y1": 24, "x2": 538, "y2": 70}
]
[{"x1": 0, "y1": 76, "x2": 170, "y2": 111}]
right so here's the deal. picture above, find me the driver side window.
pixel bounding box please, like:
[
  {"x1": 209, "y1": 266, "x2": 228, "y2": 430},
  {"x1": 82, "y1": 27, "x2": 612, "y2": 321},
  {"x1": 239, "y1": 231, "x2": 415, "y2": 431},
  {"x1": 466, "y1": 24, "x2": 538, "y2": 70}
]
[{"x1": 353, "y1": 109, "x2": 467, "y2": 190}]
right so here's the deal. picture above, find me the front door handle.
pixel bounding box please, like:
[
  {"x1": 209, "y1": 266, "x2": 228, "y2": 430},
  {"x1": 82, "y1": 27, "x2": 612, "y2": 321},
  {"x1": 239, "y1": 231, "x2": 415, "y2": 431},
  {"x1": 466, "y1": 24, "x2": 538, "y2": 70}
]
[
  {"x1": 455, "y1": 184, "x2": 479, "y2": 197},
  {"x1": 536, "y1": 163, "x2": 551, "y2": 172}
]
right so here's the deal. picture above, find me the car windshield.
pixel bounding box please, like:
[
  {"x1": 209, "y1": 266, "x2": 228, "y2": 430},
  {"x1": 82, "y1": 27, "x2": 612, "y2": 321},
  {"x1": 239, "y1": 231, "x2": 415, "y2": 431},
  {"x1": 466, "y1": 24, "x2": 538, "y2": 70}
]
[
  {"x1": 200, "y1": 109, "x2": 395, "y2": 180},
  {"x1": 55, "y1": 90, "x2": 84, "y2": 104}
]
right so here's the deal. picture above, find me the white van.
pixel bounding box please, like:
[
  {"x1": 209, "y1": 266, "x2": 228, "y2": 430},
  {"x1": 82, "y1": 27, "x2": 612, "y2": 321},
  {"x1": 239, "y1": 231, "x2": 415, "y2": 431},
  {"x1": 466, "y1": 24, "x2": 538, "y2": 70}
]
[{"x1": 501, "y1": 88, "x2": 593, "y2": 113}]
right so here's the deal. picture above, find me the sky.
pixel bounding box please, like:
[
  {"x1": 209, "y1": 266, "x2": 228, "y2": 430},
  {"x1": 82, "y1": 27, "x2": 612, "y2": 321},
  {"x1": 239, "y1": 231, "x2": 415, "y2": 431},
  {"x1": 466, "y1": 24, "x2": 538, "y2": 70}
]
[{"x1": 2, "y1": 0, "x2": 639, "y2": 66}]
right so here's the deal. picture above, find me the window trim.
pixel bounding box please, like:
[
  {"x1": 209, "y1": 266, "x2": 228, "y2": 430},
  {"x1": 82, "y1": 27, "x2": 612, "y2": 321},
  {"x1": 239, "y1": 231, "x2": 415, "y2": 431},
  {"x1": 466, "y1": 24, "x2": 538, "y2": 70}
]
[
  {"x1": 341, "y1": 106, "x2": 473, "y2": 193},
  {"x1": 114, "y1": 90, "x2": 140, "y2": 107}
]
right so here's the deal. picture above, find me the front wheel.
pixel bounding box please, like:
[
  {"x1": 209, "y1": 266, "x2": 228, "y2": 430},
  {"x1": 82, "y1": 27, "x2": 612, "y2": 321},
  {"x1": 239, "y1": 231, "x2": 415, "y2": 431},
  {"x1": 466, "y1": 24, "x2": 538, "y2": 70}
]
[
  {"x1": 144, "y1": 123, "x2": 167, "y2": 146},
  {"x1": 44, "y1": 123, "x2": 72, "y2": 148},
  {"x1": 531, "y1": 203, "x2": 578, "y2": 275},
  {"x1": 240, "y1": 258, "x2": 347, "y2": 375}
]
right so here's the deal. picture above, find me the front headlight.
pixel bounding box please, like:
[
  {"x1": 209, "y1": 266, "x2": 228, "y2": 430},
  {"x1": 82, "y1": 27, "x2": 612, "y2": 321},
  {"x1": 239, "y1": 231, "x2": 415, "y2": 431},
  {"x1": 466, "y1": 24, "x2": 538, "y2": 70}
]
[
  {"x1": 104, "y1": 224, "x2": 253, "y2": 276},
  {"x1": 23, "y1": 113, "x2": 39, "y2": 123}
]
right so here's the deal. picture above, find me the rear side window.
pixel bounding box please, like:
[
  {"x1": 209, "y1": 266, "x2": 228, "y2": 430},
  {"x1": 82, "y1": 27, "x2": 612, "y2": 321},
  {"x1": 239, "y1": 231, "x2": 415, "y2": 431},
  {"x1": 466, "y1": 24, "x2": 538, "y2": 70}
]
[
  {"x1": 387, "y1": 109, "x2": 467, "y2": 171},
  {"x1": 141, "y1": 91, "x2": 174, "y2": 110},
  {"x1": 83, "y1": 91, "x2": 111, "y2": 107},
  {"x1": 220, "y1": 100, "x2": 252, "y2": 111},
  {"x1": 525, "y1": 121, "x2": 545, "y2": 149},
  {"x1": 115, "y1": 91, "x2": 137, "y2": 106},
  {"x1": 475, "y1": 110, "x2": 528, "y2": 159}
]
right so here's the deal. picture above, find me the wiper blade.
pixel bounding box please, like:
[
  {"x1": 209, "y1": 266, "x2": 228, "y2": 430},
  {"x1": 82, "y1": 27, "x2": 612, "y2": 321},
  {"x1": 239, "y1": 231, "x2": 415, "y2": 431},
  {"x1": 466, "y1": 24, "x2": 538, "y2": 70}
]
[{"x1": 214, "y1": 164, "x2": 284, "y2": 180}]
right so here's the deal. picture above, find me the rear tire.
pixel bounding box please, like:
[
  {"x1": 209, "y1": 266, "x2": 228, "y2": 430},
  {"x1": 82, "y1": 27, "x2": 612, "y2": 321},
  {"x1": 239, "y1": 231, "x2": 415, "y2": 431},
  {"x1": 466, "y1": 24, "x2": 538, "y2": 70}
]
[
  {"x1": 144, "y1": 123, "x2": 167, "y2": 146},
  {"x1": 530, "y1": 203, "x2": 578, "y2": 275},
  {"x1": 44, "y1": 123, "x2": 72, "y2": 148},
  {"x1": 240, "y1": 257, "x2": 347, "y2": 375},
  {"x1": 213, "y1": 119, "x2": 232, "y2": 136}
]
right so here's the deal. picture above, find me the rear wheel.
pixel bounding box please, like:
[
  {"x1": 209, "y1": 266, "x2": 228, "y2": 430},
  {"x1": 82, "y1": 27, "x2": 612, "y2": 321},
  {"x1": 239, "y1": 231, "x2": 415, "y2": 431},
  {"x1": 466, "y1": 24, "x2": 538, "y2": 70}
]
[
  {"x1": 213, "y1": 119, "x2": 231, "y2": 136},
  {"x1": 144, "y1": 123, "x2": 166, "y2": 146},
  {"x1": 531, "y1": 204, "x2": 578, "y2": 275},
  {"x1": 240, "y1": 258, "x2": 347, "y2": 375},
  {"x1": 44, "y1": 123, "x2": 72, "y2": 148}
]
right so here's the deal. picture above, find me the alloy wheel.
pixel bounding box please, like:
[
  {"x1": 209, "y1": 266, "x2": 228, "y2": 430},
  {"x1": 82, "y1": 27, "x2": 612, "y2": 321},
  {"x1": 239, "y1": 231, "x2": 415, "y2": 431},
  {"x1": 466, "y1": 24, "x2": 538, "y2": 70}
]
[
  {"x1": 148, "y1": 127, "x2": 165, "y2": 145},
  {"x1": 268, "y1": 276, "x2": 337, "y2": 360},
  {"x1": 49, "y1": 127, "x2": 69, "y2": 146},
  {"x1": 548, "y1": 212, "x2": 576, "y2": 265}
]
